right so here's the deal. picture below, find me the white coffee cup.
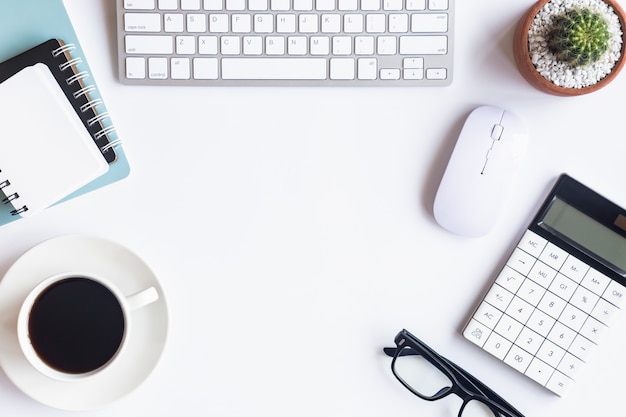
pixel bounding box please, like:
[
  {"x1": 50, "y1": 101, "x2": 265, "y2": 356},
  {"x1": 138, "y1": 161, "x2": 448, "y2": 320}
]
[{"x1": 17, "y1": 272, "x2": 159, "y2": 382}]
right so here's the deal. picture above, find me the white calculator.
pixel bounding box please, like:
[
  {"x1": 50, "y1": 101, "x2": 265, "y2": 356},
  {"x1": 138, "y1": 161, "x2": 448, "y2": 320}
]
[{"x1": 463, "y1": 174, "x2": 626, "y2": 397}]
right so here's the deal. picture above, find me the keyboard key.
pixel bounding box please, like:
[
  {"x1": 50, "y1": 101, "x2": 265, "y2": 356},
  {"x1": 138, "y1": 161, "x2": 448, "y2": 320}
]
[
  {"x1": 221, "y1": 58, "x2": 327, "y2": 79},
  {"x1": 148, "y1": 57, "x2": 168, "y2": 78},
  {"x1": 426, "y1": 68, "x2": 447, "y2": 79},
  {"x1": 171, "y1": 57, "x2": 191, "y2": 78},
  {"x1": 125, "y1": 0, "x2": 156, "y2": 10},
  {"x1": 316, "y1": 0, "x2": 335, "y2": 10},
  {"x1": 164, "y1": 13, "x2": 184, "y2": 31},
  {"x1": 204, "y1": 0, "x2": 224, "y2": 9},
  {"x1": 124, "y1": 13, "x2": 162, "y2": 32},
  {"x1": 193, "y1": 58, "x2": 219, "y2": 78},
  {"x1": 126, "y1": 35, "x2": 173, "y2": 54},
  {"x1": 411, "y1": 13, "x2": 447, "y2": 32},
  {"x1": 182, "y1": 0, "x2": 202, "y2": 9},
  {"x1": 187, "y1": 14, "x2": 208, "y2": 32},
  {"x1": 160, "y1": 0, "x2": 179, "y2": 9},
  {"x1": 357, "y1": 58, "x2": 377, "y2": 79},
  {"x1": 379, "y1": 68, "x2": 400, "y2": 80},
  {"x1": 361, "y1": 0, "x2": 380, "y2": 10},
  {"x1": 125, "y1": 57, "x2": 146, "y2": 78},
  {"x1": 330, "y1": 58, "x2": 355, "y2": 79},
  {"x1": 406, "y1": 0, "x2": 425, "y2": 10},
  {"x1": 428, "y1": 0, "x2": 448, "y2": 10}
]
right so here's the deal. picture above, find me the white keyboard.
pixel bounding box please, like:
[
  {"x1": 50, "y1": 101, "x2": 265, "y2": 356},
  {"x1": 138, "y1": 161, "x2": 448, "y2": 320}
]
[{"x1": 117, "y1": 0, "x2": 454, "y2": 85}]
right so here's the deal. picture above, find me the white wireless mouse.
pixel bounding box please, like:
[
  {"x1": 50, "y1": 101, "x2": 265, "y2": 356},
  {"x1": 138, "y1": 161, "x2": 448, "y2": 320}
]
[{"x1": 433, "y1": 106, "x2": 528, "y2": 237}]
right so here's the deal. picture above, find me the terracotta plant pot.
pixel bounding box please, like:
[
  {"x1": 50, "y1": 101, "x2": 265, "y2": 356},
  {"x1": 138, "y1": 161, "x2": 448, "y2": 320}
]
[{"x1": 513, "y1": 0, "x2": 626, "y2": 96}]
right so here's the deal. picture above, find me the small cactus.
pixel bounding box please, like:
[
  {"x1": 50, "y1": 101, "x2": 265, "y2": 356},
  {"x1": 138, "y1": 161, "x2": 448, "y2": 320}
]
[{"x1": 547, "y1": 8, "x2": 611, "y2": 67}]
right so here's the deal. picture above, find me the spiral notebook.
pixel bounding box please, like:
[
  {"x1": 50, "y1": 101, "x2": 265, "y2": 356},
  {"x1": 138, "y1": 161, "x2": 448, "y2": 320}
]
[
  {"x1": 0, "y1": 62, "x2": 109, "y2": 217},
  {"x1": 0, "y1": 0, "x2": 131, "y2": 226},
  {"x1": 0, "y1": 40, "x2": 115, "y2": 218}
]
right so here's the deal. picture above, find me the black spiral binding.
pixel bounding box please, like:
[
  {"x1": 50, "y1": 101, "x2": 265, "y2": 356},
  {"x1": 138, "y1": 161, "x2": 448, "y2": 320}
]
[
  {"x1": 0, "y1": 170, "x2": 28, "y2": 215},
  {"x1": 0, "y1": 39, "x2": 121, "y2": 216},
  {"x1": 51, "y1": 42, "x2": 123, "y2": 160}
]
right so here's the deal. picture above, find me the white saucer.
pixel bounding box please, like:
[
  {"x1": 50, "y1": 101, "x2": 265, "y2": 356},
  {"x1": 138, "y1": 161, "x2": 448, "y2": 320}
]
[{"x1": 0, "y1": 235, "x2": 168, "y2": 411}]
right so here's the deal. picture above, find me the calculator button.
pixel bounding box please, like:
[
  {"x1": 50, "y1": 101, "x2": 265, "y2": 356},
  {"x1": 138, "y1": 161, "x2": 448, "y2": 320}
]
[
  {"x1": 581, "y1": 268, "x2": 610, "y2": 295},
  {"x1": 503, "y1": 344, "x2": 531, "y2": 373},
  {"x1": 527, "y1": 261, "x2": 557, "y2": 288},
  {"x1": 570, "y1": 286, "x2": 599, "y2": 315},
  {"x1": 526, "y1": 308, "x2": 556, "y2": 337},
  {"x1": 483, "y1": 283, "x2": 514, "y2": 312},
  {"x1": 579, "y1": 316, "x2": 607, "y2": 344},
  {"x1": 538, "y1": 243, "x2": 568, "y2": 270},
  {"x1": 568, "y1": 334, "x2": 595, "y2": 361},
  {"x1": 518, "y1": 230, "x2": 547, "y2": 257},
  {"x1": 495, "y1": 266, "x2": 525, "y2": 294},
  {"x1": 494, "y1": 314, "x2": 524, "y2": 342},
  {"x1": 505, "y1": 296, "x2": 534, "y2": 324},
  {"x1": 547, "y1": 321, "x2": 576, "y2": 350},
  {"x1": 546, "y1": 371, "x2": 573, "y2": 397},
  {"x1": 603, "y1": 280, "x2": 626, "y2": 307},
  {"x1": 463, "y1": 319, "x2": 491, "y2": 347},
  {"x1": 557, "y1": 352, "x2": 584, "y2": 379},
  {"x1": 559, "y1": 303, "x2": 587, "y2": 332},
  {"x1": 548, "y1": 273, "x2": 577, "y2": 301},
  {"x1": 535, "y1": 339, "x2": 566, "y2": 368},
  {"x1": 525, "y1": 357, "x2": 554, "y2": 385},
  {"x1": 559, "y1": 254, "x2": 589, "y2": 283},
  {"x1": 591, "y1": 298, "x2": 618, "y2": 325},
  {"x1": 537, "y1": 291, "x2": 567, "y2": 319},
  {"x1": 507, "y1": 248, "x2": 536, "y2": 275},
  {"x1": 473, "y1": 302, "x2": 503, "y2": 329},
  {"x1": 517, "y1": 278, "x2": 545, "y2": 306},
  {"x1": 515, "y1": 327, "x2": 543, "y2": 355},
  {"x1": 483, "y1": 332, "x2": 512, "y2": 360}
]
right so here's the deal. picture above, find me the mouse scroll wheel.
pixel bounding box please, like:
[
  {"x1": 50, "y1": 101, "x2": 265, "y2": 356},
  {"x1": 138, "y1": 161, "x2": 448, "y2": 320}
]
[{"x1": 491, "y1": 124, "x2": 504, "y2": 140}]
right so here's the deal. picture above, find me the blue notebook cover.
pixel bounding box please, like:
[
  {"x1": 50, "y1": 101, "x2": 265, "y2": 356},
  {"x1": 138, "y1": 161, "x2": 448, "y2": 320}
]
[{"x1": 0, "y1": 0, "x2": 130, "y2": 226}]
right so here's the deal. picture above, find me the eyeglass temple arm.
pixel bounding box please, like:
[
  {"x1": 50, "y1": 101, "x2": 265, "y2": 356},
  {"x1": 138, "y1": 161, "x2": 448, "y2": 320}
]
[{"x1": 383, "y1": 347, "x2": 525, "y2": 417}]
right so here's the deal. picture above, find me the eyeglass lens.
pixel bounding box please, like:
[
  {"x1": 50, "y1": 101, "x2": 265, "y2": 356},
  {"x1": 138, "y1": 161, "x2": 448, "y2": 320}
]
[
  {"x1": 393, "y1": 346, "x2": 452, "y2": 398},
  {"x1": 461, "y1": 399, "x2": 499, "y2": 417},
  {"x1": 394, "y1": 346, "x2": 500, "y2": 417}
]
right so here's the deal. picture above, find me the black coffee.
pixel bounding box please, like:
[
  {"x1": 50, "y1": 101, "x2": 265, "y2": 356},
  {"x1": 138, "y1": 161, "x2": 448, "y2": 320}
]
[{"x1": 28, "y1": 277, "x2": 125, "y2": 374}]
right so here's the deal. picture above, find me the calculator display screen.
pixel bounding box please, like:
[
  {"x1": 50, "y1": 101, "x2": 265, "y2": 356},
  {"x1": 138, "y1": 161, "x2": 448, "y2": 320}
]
[{"x1": 539, "y1": 197, "x2": 626, "y2": 273}]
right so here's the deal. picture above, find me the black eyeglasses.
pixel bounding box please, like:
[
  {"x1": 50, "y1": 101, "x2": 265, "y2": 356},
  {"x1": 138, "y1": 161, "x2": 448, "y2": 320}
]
[{"x1": 384, "y1": 329, "x2": 526, "y2": 417}]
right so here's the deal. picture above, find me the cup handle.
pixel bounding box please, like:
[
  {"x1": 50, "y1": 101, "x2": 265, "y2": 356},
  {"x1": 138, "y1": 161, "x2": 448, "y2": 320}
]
[{"x1": 126, "y1": 287, "x2": 159, "y2": 311}]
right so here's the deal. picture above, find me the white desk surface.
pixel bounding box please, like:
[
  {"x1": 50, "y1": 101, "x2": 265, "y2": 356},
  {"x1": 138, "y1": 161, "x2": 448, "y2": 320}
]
[{"x1": 1, "y1": 0, "x2": 626, "y2": 415}]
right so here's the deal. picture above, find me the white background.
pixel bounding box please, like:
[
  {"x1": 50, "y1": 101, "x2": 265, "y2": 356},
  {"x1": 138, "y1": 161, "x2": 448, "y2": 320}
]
[{"x1": 1, "y1": 0, "x2": 626, "y2": 415}]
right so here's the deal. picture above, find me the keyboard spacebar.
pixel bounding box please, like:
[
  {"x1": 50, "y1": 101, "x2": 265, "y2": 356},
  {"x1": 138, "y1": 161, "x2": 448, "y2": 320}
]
[{"x1": 222, "y1": 58, "x2": 327, "y2": 80}]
